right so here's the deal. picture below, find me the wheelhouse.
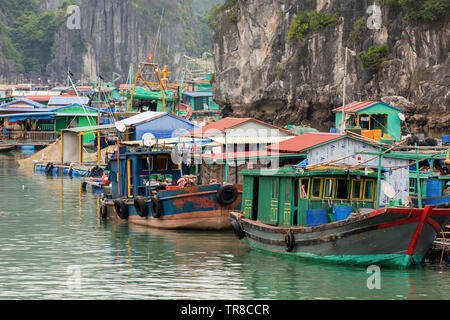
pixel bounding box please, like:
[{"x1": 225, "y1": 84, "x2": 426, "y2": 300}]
[{"x1": 239, "y1": 166, "x2": 379, "y2": 228}]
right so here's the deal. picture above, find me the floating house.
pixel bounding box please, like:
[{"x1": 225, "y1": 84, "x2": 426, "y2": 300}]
[
  {"x1": 114, "y1": 111, "x2": 200, "y2": 141},
  {"x1": 181, "y1": 91, "x2": 220, "y2": 121},
  {"x1": 0, "y1": 100, "x2": 102, "y2": 143},
  {"x1": 267, "y1": 132, "x2": 410, "y2": 206},
  {"x1": 332, "y1": 101, "x2": 405, "y2": 141}
]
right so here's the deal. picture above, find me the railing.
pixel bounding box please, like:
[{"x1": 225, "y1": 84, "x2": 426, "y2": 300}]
[{"x1": 0, "y1": 130, "x2": 57, "y2": 142}]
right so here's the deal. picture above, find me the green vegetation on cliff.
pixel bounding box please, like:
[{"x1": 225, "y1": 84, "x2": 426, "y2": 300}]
[
  {"x1": 288, "y1": 10, "x2": 340, "y2": 43},
  {"x1": 0, "y1": 0, "x2": 72, "y2": 73},
  {"x1": 206, "y1": 0, "x2": 238, "y2": 29},
  {"x1": 381, "y1": 0, "x2": 450, "y2": 23},
  {"x1": 357, "y1": 44, "x2": 389, "y2": 70}
]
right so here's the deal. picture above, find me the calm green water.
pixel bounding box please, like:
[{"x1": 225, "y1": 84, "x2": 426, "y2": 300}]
[{"x1": 0, "y1": 152, "x2": 448, "y2": 300}]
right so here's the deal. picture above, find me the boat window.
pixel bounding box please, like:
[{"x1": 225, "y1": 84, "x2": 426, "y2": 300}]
[
  {"x1": 364, "y1": 180, "x2": 374, "y2": 200},
  {"x1": 351, "y1": 180, "x2": 362, "y2": 200},
  {"x1": 311, "y1": 178, "x2": 322, "y2": 199},
  {"x1": 323, "y1": 178, "x2": 335, "y2": 199},
  {"x1": 299, "y1": 179, "x2": 309, "y2": 199},
  {"x1": 156, "y1": 155, "x2": 168, "y2": 171},
  {"x1": 336, "y1": 179, "x2": 349, "y2": 199},
  {"x1": 142, "y1": 156, "x2": 152, "y2": 171},
  {"x1": 272, "y1": 178, "x2": 279, "y2": 199}
]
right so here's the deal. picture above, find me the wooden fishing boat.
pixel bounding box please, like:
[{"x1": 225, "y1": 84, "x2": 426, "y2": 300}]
[
  {"x1": 229, "y1": 166, "x2": 450, "y2": 268},
  {"x1": 100, "y1": 145, "x2": 242, "y2": 230}
]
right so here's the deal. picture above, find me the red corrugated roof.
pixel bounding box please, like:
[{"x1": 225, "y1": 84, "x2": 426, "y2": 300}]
[
  {"x1": 267, "y1": 132, "x2": 344, "y2": 153},
  {"x1": 332, "y1": 101, "x2": 405, "y2": 113},
  {"x1": 189, "y1": 117, "x2": 295, "y2": 138},
  {"x1": 199, "y1": 150, "x2": 297, "y2": 161}
]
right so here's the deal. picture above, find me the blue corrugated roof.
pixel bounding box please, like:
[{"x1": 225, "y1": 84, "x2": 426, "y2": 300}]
[
  {"x1": 48, "y1": 96, "x2": 89, "y2": 106},
  {"x1": 0, "y1": 98, "x2": 47, "y2": 109},
  {"x1": 183, "y1": 92, "x2": 213, "y2": 98}
]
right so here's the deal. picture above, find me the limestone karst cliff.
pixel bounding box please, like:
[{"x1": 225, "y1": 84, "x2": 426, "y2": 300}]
[
  {"x1": 0, "y1": 0, "x2": 217, "y2": 83},
  {"x1": 211, "y1": 0, "x2": 449, "y2": 134}
]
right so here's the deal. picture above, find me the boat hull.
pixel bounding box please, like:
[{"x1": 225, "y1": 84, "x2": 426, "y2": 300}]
[
  {"x1": 230, "y1": 206, "x2": 450, "y2": 268},
  {"x1": 103, "y1": 184, "x2": 242, "y2": 230}
]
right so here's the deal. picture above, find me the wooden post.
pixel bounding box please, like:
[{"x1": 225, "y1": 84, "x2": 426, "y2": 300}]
[
  {"x1": 415, "y1": 144, "x2": 423, "y2": 209},
  {"x1": 117, "y1": 137, "x2": 121, "y2": 197},
  {"x1": 97, "y1": 79, "x2": 102, "y2": 164},
  {"x1": 376, "y1": 146, "x2": 383, "y2": 209}
]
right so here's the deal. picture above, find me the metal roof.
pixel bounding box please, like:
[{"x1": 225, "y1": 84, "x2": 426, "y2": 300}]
[
  {"x1": 183, "y1": 91, "x2": 213, "y2": 98},
  {"x1": 332, "y1": 101, "x2": 405, "y2": 113},
  {"x1": 62, "y1": 124, "x2": 116, "y2": 133},
  {"x1": 189, "y1": 117, "x2": 295, "y2": 138},
  {"x1": 48, "y1": 96, "x2": 90, "y2": 106},
  {"x1": 116, "y1": 111, "x2": 167, "y2": 127},
  {"x1": 209, "y1": 136, "x2": 294, "y2": 145},
  {"x1": 267, "y1": 133, "x2": 345, "y2": 153},
  {"x1": 0, "y1": 98, "x2": 47, "y2": 109}
]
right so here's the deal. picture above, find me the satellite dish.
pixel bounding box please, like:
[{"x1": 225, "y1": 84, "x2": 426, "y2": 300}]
[
  {"x1": 398, "y1": 113, "x2": 406, "y2": 121},
  {"x1": 142, "y1": 133, "x2": 156, "y2": 147},
  {"x1": 115, "y1": 121, "x2": 126, "y2": 133},
  {"x1": 381, "y1": 181, "x2": 396, "y2": 199}
]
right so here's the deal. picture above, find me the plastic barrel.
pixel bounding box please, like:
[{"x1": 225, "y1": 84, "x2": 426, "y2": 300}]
[
  {"x1": 426, "y1": 180, "x2": 442, "y2": 198},
  {"x1": 332, "y1": 206, "x2": 353, "y2": 221},
  {"x1": 52, "y1": 167, "x2": 59, "y2": 175},
  {"x1": 21, "y1": 145, "x2": 35, "y2": 150},
  {"x1": 442, "y1": 136, "x2": 450, "y2": 144},
  {"x1": 329, "y1": 128, "x2": 337, "y2": 133},
  {"x1": 306, "y1": 209, "x2": 328, "y2": 227}
]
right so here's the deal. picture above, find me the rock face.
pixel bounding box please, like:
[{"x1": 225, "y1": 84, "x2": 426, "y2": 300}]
[
  {"x1": 0, "y1": 0, "x2": 213, "y2": 83},
  {"x1": 212, "y1": 0, "x2": 449, "y2": 135}
]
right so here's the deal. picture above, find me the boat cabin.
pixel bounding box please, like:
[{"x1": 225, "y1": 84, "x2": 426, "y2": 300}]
[
  {"x1": 107, "y1": 145, "x2": 190, "y2": 199},
  {"x1": 240, "y1": 166, "x2": 379, "y2": 228}
]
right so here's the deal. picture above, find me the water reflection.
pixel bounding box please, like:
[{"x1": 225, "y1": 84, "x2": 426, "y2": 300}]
[{"x1": 0, "y1": 152, "x2": 448, "y2": 300}]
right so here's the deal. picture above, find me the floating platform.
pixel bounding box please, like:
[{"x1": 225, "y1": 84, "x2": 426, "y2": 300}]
[{"x1": 34, "y1": 161, "x2": 105, "y2": 178}]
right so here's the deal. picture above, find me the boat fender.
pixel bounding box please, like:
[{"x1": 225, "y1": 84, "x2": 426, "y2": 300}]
[
  {"x1": 44, "y1": 162, "x2": 54, "y2": 173},
  {"x1": 114, "y1": 199, "x2": 129, "y2": 220},
  {"x1": 284, "y1": 231, "x2": 296, "y2": 252},
  {"x1": 150, "y1": 196, "x2": 162, "y2": 218},
  {"x1": 134, "y1": 196, "x2": 149, "y2": 218},
  {"x1": 100, "y1": 204, "x2": 108, "y2": 219},
  {"x1": 231, "y1": 220, "x2": 245, "y2": 240},
  {"x1": 216, "y1": 185, "x2": 238, "y2": 206}
]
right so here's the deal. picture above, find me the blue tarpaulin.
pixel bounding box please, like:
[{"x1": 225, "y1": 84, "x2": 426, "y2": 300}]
[
  {"x1": 294, "y1": 159, "x2": 308, "y2": 168},
  {"x1": 0, "y1": 112, "x2": 56, "y2": 122}
]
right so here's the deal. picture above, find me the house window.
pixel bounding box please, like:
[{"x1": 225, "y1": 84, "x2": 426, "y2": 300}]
[
  {"x1": 300, "y1": 178, "x2": 309, "y2": 199},
  {"x1": 170, "y1": 159, "x2": 181, "y2": 170},
  {"x1": 156, "y1": 155, "x2": 168, "y2": 171},
  {"x1": 336, "y1": 179, "x2": 349, "y2": 199},
  {"x1": 311, "y1": 178, "x2": 322, "y2": 199},
  {"x1": 323, "y1": 178, "x2": 335, "y2": 199},
  {"x1": 364, "y1": 180, "x2": 375, "y2": 201},
  {"x1": 351, "y1": 180, "x2": 362, "y2": 200}
]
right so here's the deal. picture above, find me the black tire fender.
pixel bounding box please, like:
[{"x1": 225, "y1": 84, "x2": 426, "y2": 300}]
[
  {"x1": 284, "y1": 231, "x2": 296, "y2": 252},
  {"x1": 150, "y1": 196, "x2": 162, "y2": 218},
  {"x1": 134, "y1": 196, "x2": 149, "y2": 218},
  {"x1": 231, "y1": 219, "x2": 246, "y2": 240},
  {"x1": 114, "y1": 199, "x2": 129, "y2": 220},
  {"x1": 45, "y1": 162, "x2": 54, "y2": 173},
  {"x1": 216, "y1": 184, "x2": 238, "y2": 206},
  {"x1": 100, "y1": 204, "x2": 108, "y2": 219}
]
